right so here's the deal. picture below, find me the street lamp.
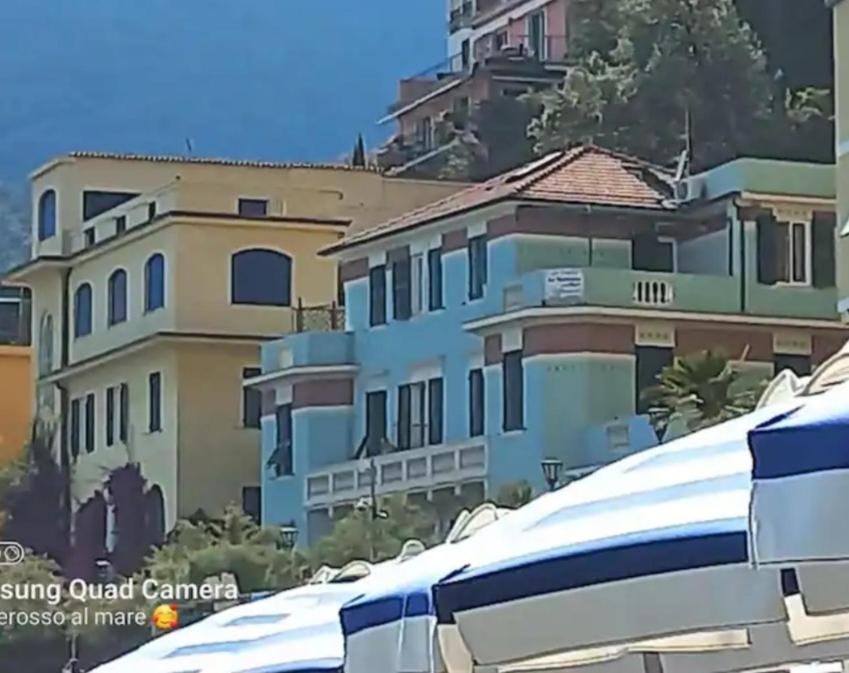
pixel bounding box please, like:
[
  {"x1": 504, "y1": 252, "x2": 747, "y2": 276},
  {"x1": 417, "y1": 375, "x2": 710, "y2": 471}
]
[
  {"x1": 541, "y1": 458, "x2": 564, "y2": 492},
  {"x1": 279, "y1": 524, "x2": 298, "y2": 549}
]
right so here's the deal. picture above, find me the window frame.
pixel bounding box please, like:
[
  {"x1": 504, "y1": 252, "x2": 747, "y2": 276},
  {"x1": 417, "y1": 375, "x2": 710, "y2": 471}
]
[
  {"x1": 74, "y1": 283, "x2": 93, "y2": 338},
  {"x1": 364, "y1": 389, "x2": 388, "y2": 456},
  {"x1": 273, "y1": 403, "x2": 294, "y2": 477},
  {"x1": 469, "y1": 368, "x2": 485, "y2": 437},
  {"x1": 428, "y1": 377, "x2": 444, "y2": 445},
  {"x1": 242, "y1": 367, "x2": 262, "y2": 429},
  {"x1": 119, "y1": 383, "x2": 129, "y2": 443},
  {"x1": 106, "y1": 386, "x2": 115, "y2": 447},
  {"x1": 144, "y1": 253, "x2": 166, "y2": 313},
  {"x1": 148, "y1": 372, "x2": 162, "y2": 433},
  {"x1": 428, "y1": 247, "x2": 443, "y2": 311},
  {"x1": 775, "y1": 220, "x2": 813, "y2": 287},
  {"x1": 468, "y1": 235, "x2": 488, "y2": 300},
  {"x1": 502, "y1": 350, "x2": 524, "y2": 432},
  {"x1": 37, "y1": 189, "x2": 57, "y2": 241},
  {"x1": 231, "y1": 248, "x2": 293, "y2": 307},
  {"x1": 84, "y1": 392, "x2": 95, "y2": 454},
  {"x1": 107, "y1": 268, "x2": 128, "y2": 326},
  {"x1": 410, "y1": 253, "x2": 424, "y2": 317},
  {"x1": 369, "y1": 265, "x2": 387, "y2": 326},
  {"x1": 237, "y1": 198, "x2": 270, "y2": 218},
  {"x1": 70, "y1": 398, "x2": 81, "y2": 459}
]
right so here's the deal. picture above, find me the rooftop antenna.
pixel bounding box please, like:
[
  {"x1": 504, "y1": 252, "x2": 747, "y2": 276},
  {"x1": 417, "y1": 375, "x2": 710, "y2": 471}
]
[{"x1": 673, "y1": 104, "x2": 692, "y2": 183}]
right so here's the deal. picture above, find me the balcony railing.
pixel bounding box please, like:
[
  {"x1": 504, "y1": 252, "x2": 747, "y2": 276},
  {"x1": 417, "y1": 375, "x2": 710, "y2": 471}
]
[
  {"x1": 475, "y1": 35, "x2": 569, "y2": 64},
  {"x1": 304, "y1": 439, "x2": 487, "y2": 508},
  {"x1": 292, "y1": 299, "x2": 344, "y2": 333},
  {"x1": 449, "y1": 0, "x2": 474, "y2": 32}
]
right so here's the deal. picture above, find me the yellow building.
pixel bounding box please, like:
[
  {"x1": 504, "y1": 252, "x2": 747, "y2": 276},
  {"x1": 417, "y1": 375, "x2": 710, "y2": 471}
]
[
  {"x1": 5, "y1": 152, "x2": 464, "y2": 532},
  {"x1": 0, "y1": 287, "x2": 31, "y2": 463},
  {"x1": 834, "y1": 0, "x2": 849, "y2": 315}
]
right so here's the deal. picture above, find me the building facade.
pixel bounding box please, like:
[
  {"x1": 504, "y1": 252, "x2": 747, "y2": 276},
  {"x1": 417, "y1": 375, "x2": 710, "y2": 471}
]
[
  {"x1": 380, "y1": 0, "x2": 570, "y2": 174},
  {"x1": 253, "y1": 147, "x2": 847, "y2": 543},
  {"x1": 5, "y1": 152, "x2": 464, "y2": 533},
  {"x1": 833, "y1": 0, "x2": 849, "y2": 316},
  {"x1": 0, "y1": 286, "x2": 31, "y2": 463}
]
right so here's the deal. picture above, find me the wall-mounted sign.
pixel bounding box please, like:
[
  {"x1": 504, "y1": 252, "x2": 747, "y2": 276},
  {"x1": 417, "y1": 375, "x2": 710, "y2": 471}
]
[{"x1": 544, "y1": 269, "x2": 584, "y2": 302}]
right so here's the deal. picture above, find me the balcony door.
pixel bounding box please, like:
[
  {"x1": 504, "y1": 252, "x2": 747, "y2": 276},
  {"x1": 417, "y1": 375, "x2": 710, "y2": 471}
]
[
  {"x1": 633, "y1": 234, "x2": 675, "y2": 273},
  {"x1": 528, "y1": 11, "x2": 546, "y2": 58}
]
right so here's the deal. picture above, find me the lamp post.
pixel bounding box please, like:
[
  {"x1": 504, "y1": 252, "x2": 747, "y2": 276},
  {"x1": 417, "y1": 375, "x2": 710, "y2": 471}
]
[
  {"x1": 541, "y1": 458, "x2": 564, "y2": 492},
  {"x1": 279, "y1": 524, "x2": 298, "y2": 549}
]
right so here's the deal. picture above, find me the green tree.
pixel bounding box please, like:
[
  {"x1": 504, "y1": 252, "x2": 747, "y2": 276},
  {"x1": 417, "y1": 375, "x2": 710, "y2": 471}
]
[
  {"x1": 531, "y1": 0, "x2": 831, "y2": 170},
  {"x1": 310, "y1": 494, "x2": 435, "y2": 566},
  {"x1": 0, "y1": 181, "x2": 29, "y2": 273},
  {"x1": 642, "y1": 349, "x2": 766, "y2": 437},
  {"x1": 144, "y1": 506, "x2": 308, "y2": 593},
  {"x1": 493, "y1": 481, "x2": 535, "y2": 508},
  {"x1": 351, "y1": 133, "x2": 367, "y2": 167}
]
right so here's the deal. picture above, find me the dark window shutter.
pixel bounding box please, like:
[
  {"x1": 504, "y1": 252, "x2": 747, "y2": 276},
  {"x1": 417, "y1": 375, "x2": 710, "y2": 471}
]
[
  {"x1": 632, "y1": 234, "x2": 673, "y2": 272},
  {"x1": 85, "y1": 393, "x2": 95, "y2": 453},
  {"x1": 469, "y1": 369, "x2": 485, "y2": 437},
  {"x1": 812, "y1": 213, "x2": 836, "y2": 289},
  {"x1": 365, "y1": 390, "x2": 387, "y2": 455},
  {"x1": 398, "y1": 384, "x2": 412, "y2": 449},
  {"x1": 502, "y1": 351, "x2": 524, "y2": 431},
  {"x1": 392, "y1": 258, "x2": 412, "y2": 320},
  {"x1": 428, "y1": 248, "x2": 443, "y2": 310},
  {"x1": 119, "y1": 383, "x2": 129, "y2": 442},
  {"x1": 106, "y1": 387, "x2": 115, "y2": 447},
  {"x1": 756, "y1": 214, "x2": 779, "y2": 285},
  {"x1": 70, "y1": 399, "x2": 81, "y2": 458},
  {"x1": 635, "y1": 346, "x2": 673, "y2": 414},
  {"x1": 428, "y1": 377, "x2": 444, "y2": 445},
  {"x1": 369, "y1": 266, "x2": 386, "y2": 326}
]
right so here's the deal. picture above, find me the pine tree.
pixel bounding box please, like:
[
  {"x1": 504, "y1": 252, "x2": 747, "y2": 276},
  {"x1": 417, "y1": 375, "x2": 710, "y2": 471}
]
[{"x1": 351, "y1": 133, "x2": 367, "y2": 167}]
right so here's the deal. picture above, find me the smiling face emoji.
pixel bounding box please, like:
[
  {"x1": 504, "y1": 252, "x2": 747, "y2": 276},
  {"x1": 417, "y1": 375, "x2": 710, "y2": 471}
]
[{"x1": 151, "y1": 604, "x2": 179, "y2": 630}]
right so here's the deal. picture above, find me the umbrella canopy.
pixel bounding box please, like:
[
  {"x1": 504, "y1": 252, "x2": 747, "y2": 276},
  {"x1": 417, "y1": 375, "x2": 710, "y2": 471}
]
[{"x1": 749, "y1": 379, "x2": 849, "y2": 566}]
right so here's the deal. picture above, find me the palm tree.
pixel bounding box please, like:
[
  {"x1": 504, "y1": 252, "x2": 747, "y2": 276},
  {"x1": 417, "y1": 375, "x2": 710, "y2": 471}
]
[{"x1": 642, "y1": 349, "x2": 765, "y2": 438}]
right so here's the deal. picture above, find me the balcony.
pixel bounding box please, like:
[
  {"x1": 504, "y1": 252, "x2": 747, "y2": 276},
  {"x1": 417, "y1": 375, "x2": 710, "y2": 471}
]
[
  {"x1": 475, "y1": 35, "x2": 569, "y2": 64},
  {"x1": 449, "y1": 0, "x2": 474, "y2": 32},
  {"x1": 502, "y1": 267, "x2": 742, "y2": 316},
  {"x1": 291, "y1": 300, "x2": 344, "y2": 333},
  {"x1": 304, "y1": 439, "x2": 487, "y2": 508}
]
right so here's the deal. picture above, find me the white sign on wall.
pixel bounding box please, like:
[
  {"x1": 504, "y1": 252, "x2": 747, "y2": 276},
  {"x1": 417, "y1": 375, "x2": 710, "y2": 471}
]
[{"x1": 544, "y1": 269, "x2": 584, "y2": 302}]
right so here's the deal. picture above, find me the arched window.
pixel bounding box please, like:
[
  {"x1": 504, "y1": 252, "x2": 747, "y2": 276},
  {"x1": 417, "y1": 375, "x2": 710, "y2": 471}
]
[
  {"x1": 38, "y1": 313, "x2": 53, "y2": 375},
  {"x1": 144, "y1": 254, "x2": 165, "y2": 312},
  {"x1": 74, "y1": 283, "x2": 93, "y2": 338},
  {"x1": 145, "y1": 486, "x2": 166, "y2": 546},
  {"x1": 231, "y1": 249, "x2": 292, "y2": 306},
  {"x1": 107, "y1": 269, "x2": 128, "y2": 326},
  {"x1": 37, "y1": 190, "x2": 57, "y2": 241}
]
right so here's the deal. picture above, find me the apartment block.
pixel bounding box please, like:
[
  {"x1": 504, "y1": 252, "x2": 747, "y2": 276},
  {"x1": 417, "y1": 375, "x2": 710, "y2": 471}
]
[{"x1": 5, "y1": 152, "x2": 464, "y2": 535}]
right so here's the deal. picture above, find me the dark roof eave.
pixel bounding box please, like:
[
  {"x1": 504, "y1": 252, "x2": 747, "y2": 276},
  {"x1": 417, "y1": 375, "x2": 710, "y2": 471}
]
[{"x1": 320, "y1": 197, "x2": 674, "y2": 257}]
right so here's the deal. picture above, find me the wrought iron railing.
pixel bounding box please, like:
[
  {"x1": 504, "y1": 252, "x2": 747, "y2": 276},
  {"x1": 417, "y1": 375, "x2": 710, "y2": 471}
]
[{"x1": 292, "y1": 299, "x2": 345, "y2": 333}]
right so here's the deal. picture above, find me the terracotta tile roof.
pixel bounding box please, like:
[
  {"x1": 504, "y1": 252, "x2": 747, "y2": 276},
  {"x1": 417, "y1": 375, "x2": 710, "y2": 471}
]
[
  {"x1": 323, "y1": 145, "x2": 673, "y2": 254},
  {"x1": 66, "y1": 151, "x2": 380, "y2": 172}
]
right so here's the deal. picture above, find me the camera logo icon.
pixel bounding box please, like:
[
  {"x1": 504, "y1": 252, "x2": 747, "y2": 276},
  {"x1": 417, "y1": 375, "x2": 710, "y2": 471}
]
[{"x1": 0, "y1": 542, "x2": 24, "y2": 566}]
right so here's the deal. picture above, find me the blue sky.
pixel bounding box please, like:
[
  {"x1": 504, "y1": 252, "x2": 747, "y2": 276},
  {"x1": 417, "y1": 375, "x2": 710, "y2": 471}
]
[{"x1": 0, "y1": 0, "x2": 444, "y2": 180}]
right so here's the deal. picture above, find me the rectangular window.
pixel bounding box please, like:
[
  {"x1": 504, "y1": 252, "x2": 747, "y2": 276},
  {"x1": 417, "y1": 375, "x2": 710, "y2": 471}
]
[
  {"x1": 82, "y1": 190, "x2": 138, "y2": 221},
  {"x1": 428, "y1": 377, "x2": 444, "y2": 445},
  {"x1": 369, "y1": 265, "x2": 386, "y2": 326},
  {"x1": 774, "y1": 353, "x2": 812, "y2": 377},
  {"x1": 468, "y1": 235, "x2": 487, "y2": 300},
  {"x1": 364, "y1": 390, "x2": 387, "y2": 456},
  {"x1": 272, "y1": 404, "x2": 293, "y2": 477},
  {"x1": 238, "y1": 198, "x2": 269, "y2": 217},
  {"x1": 502, "y1": 351, "x2": 524, "y2": 431},
  {"x1": 242, "y1": 367, "x2": 262, "y2": 428},
  {"x1": 85, "y1": 393, "x2": 95, "y2": 453},
  {"x1": 494, "y1": 30, "x2": 508, "y2": 51},
  {"x1": 148, "y1": 372, "x2": 162, "y2": 432},
  {"x1": 119, "y1": 383, "x2": 129, "y2": 443},
  {"x1": 392, "y1": 257, "x2": 412, "y2": 321},
  {"x1": 428, "y1": 248, "x2": 443, "y2": 310},
  {"x1": 83, "y1": 228, "x2": 96, "y2": 248},
  {"x1": 759, "y1": 216, "x2": 812, "y2": 286},
  {"x1": 790, "y1": 222, "x2": 809, "y2": 284},
  {"x1": 632, "y1": 234, "x2": 675, "y2": 272},
  {"x1": 635, "y1": 346, "x2": 673, "y2": 414},
  {"x1": 398, "y1": 381, "x2": 426, "y2": 449},
  {"x1": 106, "y1": 387, "x2": 115, "y2": 447},
  {"x1": 115, "y1": 215, "x2": 127, "y2": 234},
  {"x1": 70, "y1": 398, "x2": 81, "y2": 459},
  {"x1": 528, "y1": 10, "x2": 546, "y2": 58},
  {"x1": 410, "y1": 253, "x2": 424, "y2": 316},
  {"x1": 469, "y1": 368, "x2": 485, "y2": 437}
]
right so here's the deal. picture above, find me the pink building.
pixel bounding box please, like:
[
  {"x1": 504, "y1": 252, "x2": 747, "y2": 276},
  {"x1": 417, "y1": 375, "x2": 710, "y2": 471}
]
[{"x1": 379, "y1": 0, "x2": 572, "y2": 176}]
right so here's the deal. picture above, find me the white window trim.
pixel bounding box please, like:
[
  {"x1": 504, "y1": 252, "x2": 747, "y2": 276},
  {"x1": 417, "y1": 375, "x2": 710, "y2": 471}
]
[{"x1": 774, "y1": 220, "x2": 813, "y2": 288}]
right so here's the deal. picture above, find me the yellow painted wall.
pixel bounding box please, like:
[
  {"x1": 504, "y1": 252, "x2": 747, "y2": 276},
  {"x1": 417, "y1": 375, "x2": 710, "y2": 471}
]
[
  {"x1": 68, "y1": 344, "x2": 179, "y2": 526},
  {"x1": 0, "y1": 346, "x2": 31, "y2": 463},
  {"x1": 836, "y1": 0, "x2": 849, "y2": 312},
  {"x1": 175, "y1": 341, "x2": 263, "y2": 519}
]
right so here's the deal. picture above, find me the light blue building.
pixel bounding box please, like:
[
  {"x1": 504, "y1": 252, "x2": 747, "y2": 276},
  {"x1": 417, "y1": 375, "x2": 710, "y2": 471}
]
[{"x1": 250, "y1": 147, "x2": 845, "y2": 543}]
